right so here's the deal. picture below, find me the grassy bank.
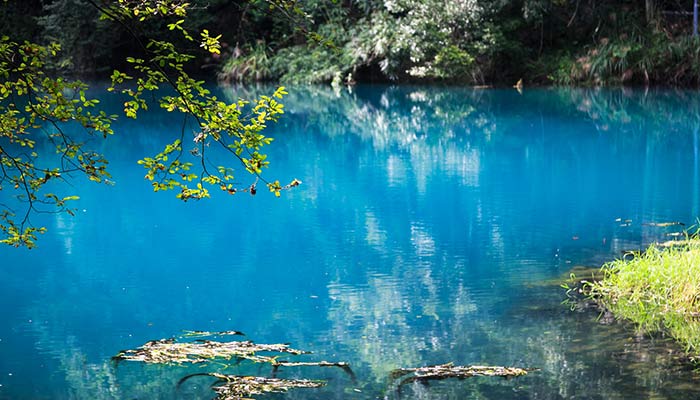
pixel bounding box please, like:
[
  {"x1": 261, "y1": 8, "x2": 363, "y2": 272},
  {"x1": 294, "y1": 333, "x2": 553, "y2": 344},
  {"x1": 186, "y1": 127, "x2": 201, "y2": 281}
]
[{"x1": 588, "y1": 240, "x2": 700, "y2": 355}]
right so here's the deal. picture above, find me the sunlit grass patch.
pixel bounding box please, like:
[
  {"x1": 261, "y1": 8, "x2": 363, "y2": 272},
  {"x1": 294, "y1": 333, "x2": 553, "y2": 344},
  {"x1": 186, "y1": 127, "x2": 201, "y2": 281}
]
[{"x1": 588, "y1": 240, "x2": 700, "y2": 355}]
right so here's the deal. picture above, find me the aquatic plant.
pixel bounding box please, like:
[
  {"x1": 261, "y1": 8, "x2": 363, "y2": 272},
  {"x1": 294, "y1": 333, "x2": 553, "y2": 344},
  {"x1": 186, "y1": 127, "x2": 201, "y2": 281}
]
[{"x1": 587, "y1": 239, "x2": 700, "y2": 355}]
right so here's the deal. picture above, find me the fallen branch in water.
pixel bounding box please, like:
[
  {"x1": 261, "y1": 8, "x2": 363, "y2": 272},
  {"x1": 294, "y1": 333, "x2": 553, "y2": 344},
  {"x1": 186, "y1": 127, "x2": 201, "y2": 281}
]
[
  {"x1": 113, "y1": 338, "x2": 308, "y2": 365},
  {"x1": 271, "y1": 360, "x2": 356, "y2": 381},
  {"x1": 181, "y1": 330, "x2": 245, "y2": 338},
  {"x1": 114, "y1": 334, "x2": 352, "y2": 399},
  {"x1": 392, "y1": 363, "x2": 530, "y2": 381},
  {"x1": 642, "y1": 221, "x2": 685, "y2": 227},
  {"x1": 178, "y1": 372, "x2": 325, "y2": 400},
  {"x1": 390, "y1": 363, "x2": 532, "y2": 394}
]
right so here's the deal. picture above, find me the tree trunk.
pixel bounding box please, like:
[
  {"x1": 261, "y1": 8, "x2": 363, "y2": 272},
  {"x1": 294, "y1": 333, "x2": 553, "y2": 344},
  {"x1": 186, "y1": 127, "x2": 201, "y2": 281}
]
[
  {"x1": 694, "y1": 0, "x2": 698, "y2": 37},
  {"x1": 645, "y1": 0, "x2": 655, "y2": 24}
]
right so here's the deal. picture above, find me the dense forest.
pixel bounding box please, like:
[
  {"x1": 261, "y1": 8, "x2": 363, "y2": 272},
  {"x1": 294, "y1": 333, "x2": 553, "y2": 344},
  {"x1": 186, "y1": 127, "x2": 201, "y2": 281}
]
[{"x1": 3, "y1": 0, "x2": 700, "y2": 86}]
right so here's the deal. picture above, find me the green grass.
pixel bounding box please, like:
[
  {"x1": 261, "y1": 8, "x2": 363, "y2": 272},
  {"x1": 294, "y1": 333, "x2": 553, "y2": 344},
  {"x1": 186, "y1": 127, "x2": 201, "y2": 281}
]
[{"x1": 588, "y1": 240, "x2": 700, "y2": 355}]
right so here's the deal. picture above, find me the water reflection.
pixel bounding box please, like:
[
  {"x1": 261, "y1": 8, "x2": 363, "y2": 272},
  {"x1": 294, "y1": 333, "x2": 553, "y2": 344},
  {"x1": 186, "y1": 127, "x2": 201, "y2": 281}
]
[{"x1": 1, "y1": 85, "x2": 700, "y2": 399}]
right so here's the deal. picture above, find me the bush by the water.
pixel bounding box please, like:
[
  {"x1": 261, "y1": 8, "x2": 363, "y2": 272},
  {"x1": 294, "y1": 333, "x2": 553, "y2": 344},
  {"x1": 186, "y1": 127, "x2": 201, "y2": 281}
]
[{"x1": 589, "y1": 240, "x2": 700, "y2": 355}]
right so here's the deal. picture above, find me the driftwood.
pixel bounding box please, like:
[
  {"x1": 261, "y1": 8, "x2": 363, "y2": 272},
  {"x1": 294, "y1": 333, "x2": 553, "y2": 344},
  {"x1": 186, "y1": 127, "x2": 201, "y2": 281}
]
[
  {"x1": 112, "y1": 338, "x2": 308, "y2": 365},
  {"x1": 658, "y1": 239, "x2": 696, "y2": 248},
  {"x1": 391, "y1": 363, "x2": 529, "y2": 381},
  {"x1": 178, "y1": 372, "x2": 325, "y2": 400},
  {"x1": 642, "y1": 221, "x2": 685, "y2": 227},
  {"x1": 271, "y1": 360, "x2": 356, "y2": 382},
  {"x1": 113, "y1": 335, "x2": 354, "y2": 398},
  {"x1": 181, "y1": 330, "x2": 245, "y2": 338},
  {"x1": 390, "y1": 363, "x2": 531, "y2": 395},
  {"x1": 113, "y1": 334, "x2": 534, "y2": 399}
]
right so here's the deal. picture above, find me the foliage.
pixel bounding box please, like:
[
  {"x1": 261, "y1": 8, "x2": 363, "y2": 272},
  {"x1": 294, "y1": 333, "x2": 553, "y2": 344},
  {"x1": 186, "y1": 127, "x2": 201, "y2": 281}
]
[
  {"x1": 0, "y1": 37, "x2": 116, "y2": 248},
  {"x1": 271, "y1": 23, "x2": 354, "y2": 84},
  {"x1": 0, "y1": 0, "x2": 41, "y2": 42},
  {"x1": 588, "y1": 240, "x2": 700, "y2": 355},
  {"x1": 218, "y1": 40, "x2": 273, "y2": 82},
  {"x1": 260, "y1": 0, "x2": 508, "y2": 84},
  {"x1": 6, "y1": 0, "x2": 700, "y2": 86},
  {"x1": 350, "y1": 0, "x2": 499, "y2": 83},
  {"x1": 3, "y1": 0, "x2": 700, "y2": 86},
  {"x1": 3, "y1": 0, "x2": 700, "y2": 244},
  {"x1": 535, "y1": 2, "x2": 700, "y2": 86},
  {"x1": 211, "y1": 0, "x2": 700, "y2": 85},
  {"x1": 0, "y1": 0, "x2": 298, "y2": 248},
  {"x1": 550, "y1": 32, "x2": 700, "y2": 86},
  {"x1": 37, "y1": 0, "x2": 120, "y2": 75}
]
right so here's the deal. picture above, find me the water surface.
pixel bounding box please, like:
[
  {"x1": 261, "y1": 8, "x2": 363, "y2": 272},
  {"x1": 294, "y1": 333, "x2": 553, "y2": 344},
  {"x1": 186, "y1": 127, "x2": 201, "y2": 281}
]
[{"x1": 1, "y1": 85, "x2": 700, "y2": 399}]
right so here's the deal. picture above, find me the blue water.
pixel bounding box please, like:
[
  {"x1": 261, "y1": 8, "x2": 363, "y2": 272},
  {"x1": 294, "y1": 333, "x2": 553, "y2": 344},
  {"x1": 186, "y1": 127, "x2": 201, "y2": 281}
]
[{"x1": 2, "y1": 85, "x2": 700, "y2": 399}]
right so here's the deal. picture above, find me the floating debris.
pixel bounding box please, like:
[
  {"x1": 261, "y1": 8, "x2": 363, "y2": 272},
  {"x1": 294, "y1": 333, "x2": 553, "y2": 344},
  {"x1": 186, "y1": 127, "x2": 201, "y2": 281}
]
[
  {"x1": 272, "y1": 360, "x2": 350, "y2": 368},
  {"x1": 114, "y1": 333, "x2": 352, "y2": 399},
  {"x1": 178, "y1": 372, "x2": 325, "y2": 400},
  {"x1": 658, "y1": 239, "x2": 696, "y2": 248},
  {"x1": 391, "y1": 363, "x2": 529, "y2": 381},
  {"x1": 390, "y1": 363, "x2": 531, "y2": 392},
  {"x1": 113, "y1": 338, "x2": 308, "y2": 365},
  {"x1": 513, "y1": 78, "x2": 523, "y2": 94},
  {"x1": 271, "y1": 360, "x2": 356, "y2": 381},
  {"x1": 181, "y1": 330, "x2": 245, "y2": 338},
  {"x1": 643, "y1": 222, "x2": 685, "y2": 227},
  {"x1": 615, "y1": 218, "x2": 633, "y2": 227}
]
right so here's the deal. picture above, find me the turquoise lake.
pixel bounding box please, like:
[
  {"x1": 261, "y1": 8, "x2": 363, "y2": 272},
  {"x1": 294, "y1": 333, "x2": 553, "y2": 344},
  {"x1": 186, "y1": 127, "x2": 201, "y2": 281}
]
[{"x1": 2, "y1": 85, "x2": 700, "y2": 399}]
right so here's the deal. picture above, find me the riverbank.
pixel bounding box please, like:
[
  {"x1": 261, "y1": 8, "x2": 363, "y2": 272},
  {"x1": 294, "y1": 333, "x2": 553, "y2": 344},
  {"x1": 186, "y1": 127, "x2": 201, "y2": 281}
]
[
  {"x1": 8, "y1": 1, "x2": 700, "y2": 88},
  {"x1": 588, "y1": 239, "x2": 700, "y2": 356}
]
